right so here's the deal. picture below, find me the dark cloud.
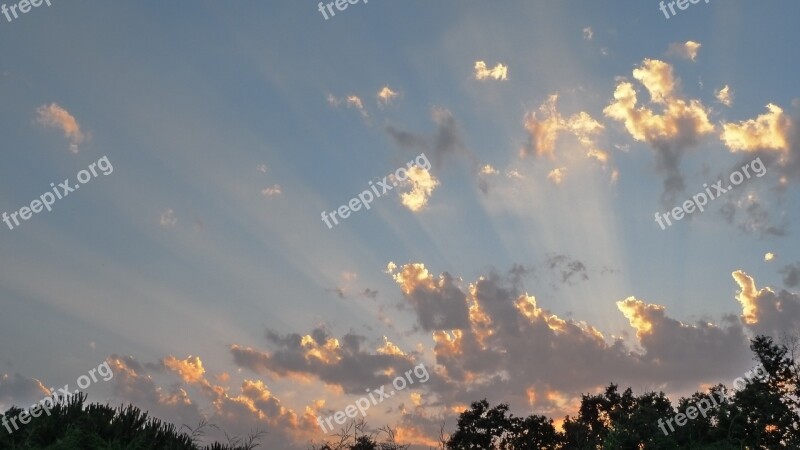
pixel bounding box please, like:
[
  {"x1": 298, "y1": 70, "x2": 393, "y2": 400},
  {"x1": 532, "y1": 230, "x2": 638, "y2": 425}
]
[
  {"x1": 361, "y1": 288, "x2": 379, "y2": 299},
  {"x1": 780, "y1": 263, "x2": 800, "y2": 288},
  {"x1": 0, "y1": 373, "x2": 49, "y2": 410},
  {"x1": 232, "y1": 327, "x2": 425, "y2": 394},
  {"x1": 385, "y1": 107, "x2": 474, "y2": 170},
  {"x1": 719, "y1": 195, "x2": 788, "y2": 237},
  {"x1": 545, "y1": 253, "x2": 589, "y2": 285}
]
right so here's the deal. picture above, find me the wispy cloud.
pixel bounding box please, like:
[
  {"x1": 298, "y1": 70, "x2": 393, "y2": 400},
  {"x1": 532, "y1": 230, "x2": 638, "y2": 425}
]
[{"x1": 36, "y1": 103, "x2": 86, "y2": 153}]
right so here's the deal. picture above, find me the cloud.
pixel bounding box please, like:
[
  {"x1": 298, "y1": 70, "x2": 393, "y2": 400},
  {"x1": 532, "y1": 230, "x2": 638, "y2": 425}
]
[
  {"x1": 346, "y1": 95, "x2": 364, "y2": 111},
  {"x1": 326, "y1": 93, "x2": 340, "y2": 107},
  {"x1": 479, "y1": 165, "x2": 499, "y2": 175},
  {"x1": 604, "y1": 59, "x2": 715, "y2": 203},
  {"x1": 474, "y1": 61, "x2": 508, "y2": 81},
  {"x1": 377, "y1": 86, "x2": 399, "y2": 105},
  {"x1": 327, "y1": 94, "x2": 368, "y2": 118},
  {"x1": 108, "y1": 266, "x2": 800, "y2": 448},
  {"x1": 383, "y1": 263, "x2": 756, "y2": 411},
  {"x1": 109, "y1": 355, "x2": 307, "y2": 448},
  {"x1": 779, "y1": 263, "x2": 800, "y2": 288},
  {"x1": 159, "y1": 209, "x2": 178, "y2": 228},
  {"x1": 256, "y1": 164, "x2": 268, "y2": 173},
  {"x1": 477, "y1": 165, "x2": 500, "y2": 193},
  {"x1": 733, "y1": 270, "x2": 800, "y2": 337},
  {"x1": 716, "y1": 85, "x2": 734, "y2": 107},
  {"x1": 36, "y1": 103, "x2": 86, "y2": 153},
  {"x1": 764, "y1": 252, "x2": 775, "y2": 262},
  {"x1": 387, "y1": 262, "x2": 470, "y2": 331},
  {"x1": 163, "y1": 355, "x2": 206, "y2": 383},
  {"x1": 547, "y1": 167, "x2": 567, "y2": 185},
  {"x1": 261, "y1": 184, "x2": 282, "y2": 196},
  {"x1": 0, "y1": 373, "x2": 50, "y2": 412},
  {"x1": 721, "y1": 104, "x2": 792, "y2": 154},
  {"x1": 385, "y1": 107, "x2": 468, "y2": 168},
  {"x1": 521, "y1": 94, "x2": 606, "y2": 160},
  {"x1": 544, "y1": 253, "x2": 588, "y2": 285},
  {"x1": 667, "y1": 41, "x2": 702, "y2": 62},
  {"x1": 719, "y1": 192, "x2": 787, "y2": 236},
  {"x1": 582, "y1": 27, "x2": 593, "y2": 40},
  {"x1": 397, "y1": 167, "x2": 439, "y2": 211},
  {"x1": 230, "y1": 327, "x2": 423, "y2": 395}
]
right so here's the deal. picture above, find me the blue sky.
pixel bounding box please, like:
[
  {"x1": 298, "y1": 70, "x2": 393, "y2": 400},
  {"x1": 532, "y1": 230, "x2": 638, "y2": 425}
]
[{"x1": 1, "y1": 1, "x2": 799, "y2": 447}]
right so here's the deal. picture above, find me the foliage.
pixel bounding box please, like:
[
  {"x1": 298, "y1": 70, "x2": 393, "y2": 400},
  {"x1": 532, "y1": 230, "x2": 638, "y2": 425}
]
[
  {"x1": 438, "y1": 334, "x2": 800, "y2": 449},
  {"x1": 0, "y1": 392, "x2": 264, "y2": 449}
]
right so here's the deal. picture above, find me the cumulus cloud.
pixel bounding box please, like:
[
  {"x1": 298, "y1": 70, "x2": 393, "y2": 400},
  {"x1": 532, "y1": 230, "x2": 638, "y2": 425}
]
[
  {"x1": 381, "y1": 263, "x2": 760, "y2": 415},
  {"x1": 230, "y1": 327, "x2": 424, "y2": 395},
  {"x1": 764, "y1": 252, "x2": 775, "y2": 262},
  {"x1": 667, "y1": 41, "x2": 702, "y2": 62},
  {"x1": 733, "y1": 270, "x2": 800, "y2": 337},
  {"x1": 480, "y1": 165, "x2": 499, "y2": 175},
  {"x1": 100, "y1": 266, "x2": 800, "y2": 448},
  {"x1": 109, "y1": 354, "x2": 307, "y2": 448},
  {"x1": 377, "y1": 86, "x2": 399, "y2": 105},
  {"x1": 474, "y1": 61, "x2": 508, "y2": 81},
  {"x1": 36, "y1": 103, "x2": 86, "y2": 153},
  {"x1": 547, "y1": 167, "x2": 567, "y2": 184},
  {"x1": 582, "y1": 27, "x2": 593, "y2": 40},
  {"x1": 604, "y1": 59, "x2": 715, "y2": 203},
  {"x1": 387, "y1": 262, "x2": 470, "y2": 331},
  {"x1": 521, "y1": 94, "x2": 606, "y2": 160},
  {"x1": 716, "y1": 85, "x2": 734, "y2": 107},
  {"x1": 397, "y1": 167, "x2": 439, "y2": 211},
  {"x1": 721, "y1": 103, "x2": 792, "y2": 154}
]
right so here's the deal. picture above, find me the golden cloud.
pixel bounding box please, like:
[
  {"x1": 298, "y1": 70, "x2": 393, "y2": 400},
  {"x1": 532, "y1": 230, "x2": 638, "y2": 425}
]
[
  {"x1": 474, "y1": 61, "x2": 508, "y2": 81},
  {"x1": 399, "y1": 166, "x2": 439, "y2": 211},
  {"x1": 721, "y1": 103, "x2": 791, "y2": 153}
]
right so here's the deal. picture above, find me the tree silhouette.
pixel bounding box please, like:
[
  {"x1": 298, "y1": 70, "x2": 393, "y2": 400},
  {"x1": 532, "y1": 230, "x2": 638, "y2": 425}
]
[
  {"x1": 437, "y1": 335, "x2": 800, "y2": 449},
  {"x1": 0, "y1": 392, "x2": 264, "y2": 449}
]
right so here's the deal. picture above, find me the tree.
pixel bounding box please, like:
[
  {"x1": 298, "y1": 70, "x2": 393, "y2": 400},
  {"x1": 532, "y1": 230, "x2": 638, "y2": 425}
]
[{"x1": 446, "y1": 399, "x2": 515, "y2": 449}]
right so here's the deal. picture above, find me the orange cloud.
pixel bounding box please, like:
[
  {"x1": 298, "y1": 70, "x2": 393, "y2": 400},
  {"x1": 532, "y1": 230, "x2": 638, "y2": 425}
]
[{"x1": 36, "y1": 103, "x2": 85, "y2": 153}]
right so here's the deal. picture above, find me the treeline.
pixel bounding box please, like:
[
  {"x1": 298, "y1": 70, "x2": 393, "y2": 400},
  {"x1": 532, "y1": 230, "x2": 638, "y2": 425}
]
[
  {"x1": 3, "y1": 335, "x2": 798, "y2": 449},
  {"x1": 0, "y1": 393, "x2": 263, "y2": 449}
]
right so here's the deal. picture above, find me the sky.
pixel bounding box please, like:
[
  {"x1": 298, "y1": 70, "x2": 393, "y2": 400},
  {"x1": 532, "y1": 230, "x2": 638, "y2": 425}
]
[{"x1": 1, "y1": 0, "x2": 800, "y2": 448}]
